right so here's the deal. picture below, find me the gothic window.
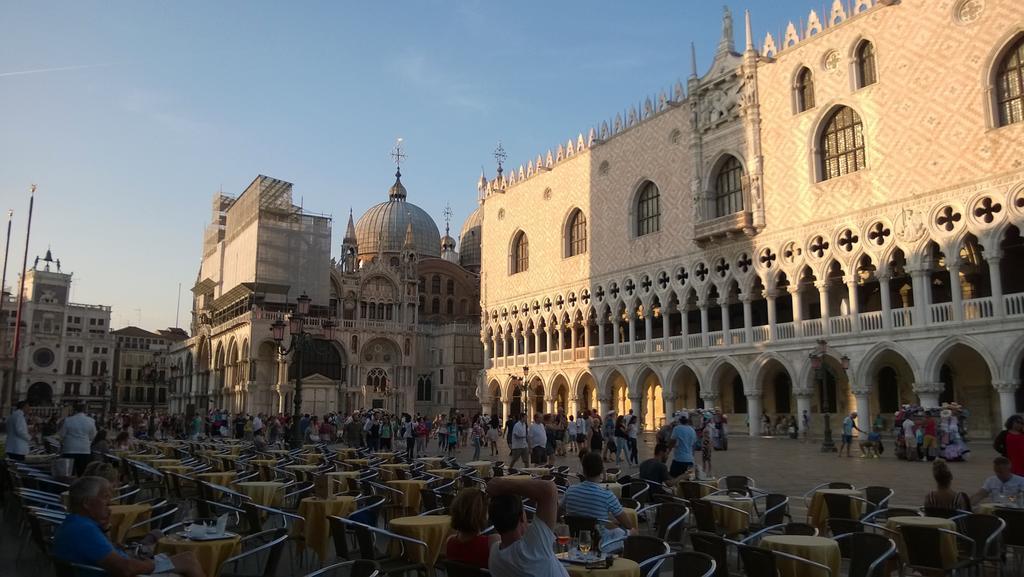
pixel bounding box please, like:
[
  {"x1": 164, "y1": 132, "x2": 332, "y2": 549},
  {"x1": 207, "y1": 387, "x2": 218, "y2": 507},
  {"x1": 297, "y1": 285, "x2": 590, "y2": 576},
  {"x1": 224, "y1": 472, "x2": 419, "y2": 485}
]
[
  {"x1": 820, "y1": 106, "x2": 866, "y2": 181},
  {"x1": 431, "y1": 297, "x2": 440, "y2": 314},
  {"x1": 418, "y1": 277, "x2": 426, "y2": 292},
  {"x1": 446, "y1": 299, "x2": 454, "y2": 315},
  {"x1": 66, "y1": 359, "x2": 74, "y2": 374},
  {"x1": 100, "y1": 361, "x2": 107, "y2": 375},
  {"x1": 635, "y1": 181, "x2": 660, "y2": 237},
  {"x1": 566, "y1": 209, "x2": 587, "y2": 257},
  {"x1": 855, "y1": 40, "x2": 877, "y2": 87},
  {"x1": 997, "y1": 36, "x2": 1024, "y2": 126},
  {"x1": 416, "y1": 376, "x2": 432, "y2": 402},
  {"x1": 511, "y1": 231, "x2": 529, "y2": 274},
  {"x1": 796, "y1": 67, "x2": 815, "y2": 113},
  {"x1": 91, "y1": 361, "x2": 99, "y2": 376},
  {"x1": 446, "y1": 279, "x2": 454, "y2": 294},
  {"x1": 713, "y1": 155, "x2": 745, "y2": 217},
  {"x1": 367, "y1": 367, "x2": 387, "y2": 392},
  {"x1": 431, "y1": 275, "x2": 441, "y2": 293}
]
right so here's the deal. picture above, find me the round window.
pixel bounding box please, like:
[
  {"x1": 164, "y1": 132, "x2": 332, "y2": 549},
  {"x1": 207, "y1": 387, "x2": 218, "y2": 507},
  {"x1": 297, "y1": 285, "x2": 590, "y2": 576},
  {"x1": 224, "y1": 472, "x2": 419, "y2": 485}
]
[{"x1": 33, "y1": 348, "x2": 55, "y2": 368}]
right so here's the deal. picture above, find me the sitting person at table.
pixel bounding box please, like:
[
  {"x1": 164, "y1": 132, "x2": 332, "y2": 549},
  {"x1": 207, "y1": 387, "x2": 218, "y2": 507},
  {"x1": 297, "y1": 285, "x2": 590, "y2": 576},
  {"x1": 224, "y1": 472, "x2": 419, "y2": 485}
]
[
  {"x1": 923, "y1": 459, "x2": 971, "y2": 513},
  {"x1": 562, "y1": 451, "x2": 637, "y2": 553},
  {"x1": 971, "y1": 456, "x2": 1024, "y2": 505},
  {"x1": 487, "y1": 477, "x2": 568, "y2": 577},
  {"x1": 53, "y1": 476, "x2": 204, "y2": 577},
  {"x1": 446, "y1": 487, "x2": 499, "y2": 568},
  {"x1": 113, "y1": 431, "x2": 133, "y2": 451},
  {"x1": 83, "y1": 461, "x2": 120, "y2": 485},
  {"x1": 639, "y1": 443, "x2": 679, "y2": 495}
]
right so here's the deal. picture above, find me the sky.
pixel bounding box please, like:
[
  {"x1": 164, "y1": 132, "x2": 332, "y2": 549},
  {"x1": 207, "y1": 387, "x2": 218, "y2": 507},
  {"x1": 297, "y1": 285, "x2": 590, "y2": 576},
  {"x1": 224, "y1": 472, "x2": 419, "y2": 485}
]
[{"x1": 0, "y1": 0, "x2": 814, "y2": 330}]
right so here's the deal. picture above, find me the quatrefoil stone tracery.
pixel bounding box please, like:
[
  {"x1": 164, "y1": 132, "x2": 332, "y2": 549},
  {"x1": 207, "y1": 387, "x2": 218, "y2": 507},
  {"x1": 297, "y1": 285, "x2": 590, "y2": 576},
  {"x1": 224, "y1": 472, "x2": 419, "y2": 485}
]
[
  {"x1": 936, "y1": 206, "x2": 962, "y2": 232},
  {"x1": 838, "y1": 229, "x2": 859, "y2": 252},
  {"x1": 810, "y1": 236, "x2": 830, "y2": 258},
  {"x1": 760, "y1": 249, "x2": 777, "y2": 268},
  {"x1": 974, "y1": 197, "x2": 1002, "y2": 224},
  {"x1": 868, "y1": 222, "x2": 891, "y2": 246}
]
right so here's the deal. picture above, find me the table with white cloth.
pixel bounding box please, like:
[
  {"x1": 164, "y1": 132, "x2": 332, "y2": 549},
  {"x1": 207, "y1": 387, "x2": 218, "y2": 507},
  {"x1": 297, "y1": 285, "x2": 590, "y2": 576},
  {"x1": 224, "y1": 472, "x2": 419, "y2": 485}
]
[
  {"x1": 702, "y1": 494, "x2": 753, "y2": 535},
  {"x1": 761, "y1": 535, "x2": 841, "y2": 577}
]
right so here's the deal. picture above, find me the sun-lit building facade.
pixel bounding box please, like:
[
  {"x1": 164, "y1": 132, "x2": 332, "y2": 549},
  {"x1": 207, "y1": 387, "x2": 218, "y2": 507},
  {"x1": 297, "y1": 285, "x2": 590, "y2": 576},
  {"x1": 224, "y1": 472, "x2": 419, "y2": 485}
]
[{"x1": 478, "y1": 0, "x2": 1024, "y2": 436}]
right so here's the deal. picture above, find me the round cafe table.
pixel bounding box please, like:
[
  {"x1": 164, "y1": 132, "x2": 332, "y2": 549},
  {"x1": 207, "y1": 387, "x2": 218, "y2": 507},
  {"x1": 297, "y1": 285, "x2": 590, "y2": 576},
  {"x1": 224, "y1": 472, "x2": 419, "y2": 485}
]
[
  {"x1": 128, "y1": 454, "x2": 159, "y2": 462},
  {"x1": 432, "y1": 469, "x2": 462, "y2": 480},
  {"x1": 806, "y1": 489, "x2": 864, "y2": 531},
  {"x1": 520, "y1": 467, "x2": 553, "y2": 476},
  {"x1": 150, "y1": 459, "x2": 182, "y2": 468},
  {"x1": 326, "y1": 471, "x2": 361, "y2": 495},
  {"x1": 675, "y1": 480, "x2": 717, "y2": 499},
  {"x1": 302, "y1": 453, "x2": 325, "y2": 465},
  {"x1": 389, "y1": 515, "x2": 452, "y2": 566},
  {"x1": 977, "y1": 501, "x2": 1023, "y2": 514},
  {"x1": 503, "y1": 475, "x2": 534, "y2": 481},
  {"x1": 286, "y1": 464, "x2": 321, "y2": 479},
  {"x1": 417, "y1": 457, "x2": 447, "y2": 470},
  {"x1": 194, "y1": 471, "x2": 237, "y2": 486},
  {"x1": 109, "y1": 503, "x2": 152, "y2": 545},
  {"x1": 885, "y1": 516, "x2": 957, "y2": 567},
  {"x1": 761, "y1": 535, "x2": 841, "y2": 577},
  {"x1": 564, "y1": 557, "x2": 641, "y2": 577},
  {"x1": 157, "y1": 533, "x2": 241, "y2": 577},
  {"x1": 292, "y1": 496, "x2": 358, "y2": 560},
  {"x1": 464, "y1": 460, "x2": 493, "y2": 477},
  {"x1": 703, "y1": 495, "x2": 753, "y2": 535},
  {"x1": 379, "y1": 463, "x2": 411, "y2": 481},
  {"x1": 236, "y1": 481, "x2": 284, "y2": 507},
  {"x1": 386, "y1": 479, "x2": 430, "y2": 513},
  {"x1": 345, "y1": 459, "x2": 370, "y2": 467}
]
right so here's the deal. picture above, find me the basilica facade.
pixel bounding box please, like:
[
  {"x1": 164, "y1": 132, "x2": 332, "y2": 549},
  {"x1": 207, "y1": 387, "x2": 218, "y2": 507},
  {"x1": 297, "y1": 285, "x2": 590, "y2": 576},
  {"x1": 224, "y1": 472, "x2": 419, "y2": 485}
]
[
  {"x1": 477, "y1": 0, "x2": 1024, "y2": 436},
  {"x1": 168, "y1": 169, "x2": 483, "y2": 419}
]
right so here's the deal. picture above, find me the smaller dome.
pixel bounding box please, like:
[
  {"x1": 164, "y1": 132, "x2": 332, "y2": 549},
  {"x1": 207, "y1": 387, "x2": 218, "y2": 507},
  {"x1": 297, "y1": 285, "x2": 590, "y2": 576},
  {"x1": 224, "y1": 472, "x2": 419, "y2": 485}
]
[
  {"x1": 388, "y1": 173, "x2": 407, "y2": 200},
  {"x1": 441, "y1": 234, "x2": 456, "y2": 251},
  {"x1": 459, "y1": 205, "x2": 482, "y2": 272}
]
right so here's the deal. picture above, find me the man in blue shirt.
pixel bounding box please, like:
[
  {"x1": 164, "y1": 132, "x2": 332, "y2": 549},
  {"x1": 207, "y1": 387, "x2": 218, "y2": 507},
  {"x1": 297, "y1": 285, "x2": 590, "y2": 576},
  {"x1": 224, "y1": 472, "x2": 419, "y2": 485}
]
[
  {"x1": 53, "y1": 476, "x2": 203, "y2": 577},
  {"x1": 668, "y1": 413, "x2": 697, "y2": 477}
]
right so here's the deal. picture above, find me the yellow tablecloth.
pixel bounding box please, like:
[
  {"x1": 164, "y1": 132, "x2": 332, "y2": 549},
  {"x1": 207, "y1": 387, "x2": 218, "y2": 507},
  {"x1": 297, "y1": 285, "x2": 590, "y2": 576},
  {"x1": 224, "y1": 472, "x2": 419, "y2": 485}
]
[
  {"x1": 564, "y1": 557, "x2": 641, "y2": 577},
  {"x1": 303, "y1": 452, "x2": 325, "y2": 465},
  {"x1": 150, "y1": 459, "x2": 182, "y2": 468},
  {"x1": 389, "y1": 515, "x2": 452, "y2": 566},
  {"x1": 464, "y1": 460, "x2": 493, "y2": 477},
  {"x1": 761, "y1": 535, "x2": 841, "y2": 577},
  {"x1": 379, "y1": 463, "x2": 412, "y2": 481},
  {"x1": 249, "y1": 459, "x2": 279, "y2": 480},
  {"x1": 157, "y1": 534, "x2": 241, "y2": 577},
  {"x1": 286, "y1": 464, "x2": 320, "y2": 473},
  {"x1": 372, "y1": 452, "x2": 396, "y2": 463},
  {"x1": 886, "y1": 516, "x2": 957, "y2": 568},
  {"x1": 599, "y1": 483, "x2": 622, "y2": 497},
  {"x1": 326, "y1": 471, "x2": 361, "y2": 495},
  {"x1": 128, "y1": 454, "x2": 159, "y2": 462},
  {"x1": 109, "y1": 503, "x2": 152, "y2": 545},
  {"x1": 236, "y1": 481, "x2": 284, "y2": 507},
  {"x1": 194, "y1": 471, "x2": 237, "y2": 486},
  {"x1": 387, "y1": 479, "x2": 430, "y2": 512},
  {"x1": 432, "y1": 469, "x2": 462, "y2": 480},
  {"x1": 150, "y1": 443, "x2": 181, "y2": 458},
  {"x1": 703, "y1": 495, "x2": 752, "y2": 535},
  {"x1": 675, "y1": 481, "x2": 718, "y2": 499},
  {"x1": 345, "y1": 458, "x2": 370, "y2": 467},
  {"x1": 158, "y1": 465, "x2": 193, "y2": 475},
  {"x1": 503, "y1": 475, "x2": 535, "y2": 481},
  {"x1": 807, "y1": 489, "x2": 864, "y2": 531},
  {"x1": 417, "y1": 457, "x2": 447, "y2": 469},
  {"x1": 292, "y1": 496, "x2": 358, "y2": 560}
]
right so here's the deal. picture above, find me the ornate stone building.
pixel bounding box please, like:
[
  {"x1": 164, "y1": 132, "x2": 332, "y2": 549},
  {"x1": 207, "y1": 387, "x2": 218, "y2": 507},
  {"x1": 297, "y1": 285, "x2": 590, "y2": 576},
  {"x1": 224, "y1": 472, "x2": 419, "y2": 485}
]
[
  {"x1": 168, "y1": 168, "x2": 482, "y2": 418},
  {"x1": 478, "y1": 0, "x2": 1024, "y2": 436}
]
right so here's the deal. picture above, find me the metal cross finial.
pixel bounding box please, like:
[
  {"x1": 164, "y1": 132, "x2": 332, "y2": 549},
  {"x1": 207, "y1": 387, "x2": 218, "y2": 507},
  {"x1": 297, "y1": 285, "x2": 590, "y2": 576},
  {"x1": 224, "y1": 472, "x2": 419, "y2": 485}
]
[
  {"x1": 494, "y1": 141, "x2": 507, "y2": 175},
  {"x1": 443, "y1": 202, "x2": 453, "y2": 236},
  {"x1": 391, "y1": 138, "x2": 406, "y2": 173}
]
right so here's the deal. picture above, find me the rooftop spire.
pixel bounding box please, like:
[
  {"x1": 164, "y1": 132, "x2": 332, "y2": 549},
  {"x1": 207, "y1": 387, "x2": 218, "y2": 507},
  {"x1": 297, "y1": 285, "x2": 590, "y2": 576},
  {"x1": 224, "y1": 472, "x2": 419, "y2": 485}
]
[
  {"x1": 690, "y1": 42, "x2": 698, "y2": 78},
  {"x1": 402, "y1": 213, "x2": 415, "y2": 250},
  {"x1": 443, "y1": 202, "x2": 452, "y2": 238},
  {"x1": 388, "y1": 138, "x2": 408, "y2": 200},
  {"x1": 344, "y1": 208, "x2": 357, "y2": 242},
  {"x1": 744, "y1": 9, "x2": 753, "y2": 52},
  {"x1": 718, "y1": 5, "x2": 735, "y2": 55},
  {"x1": 494, "y1": 141, "x2": 506, "y2": 177}
]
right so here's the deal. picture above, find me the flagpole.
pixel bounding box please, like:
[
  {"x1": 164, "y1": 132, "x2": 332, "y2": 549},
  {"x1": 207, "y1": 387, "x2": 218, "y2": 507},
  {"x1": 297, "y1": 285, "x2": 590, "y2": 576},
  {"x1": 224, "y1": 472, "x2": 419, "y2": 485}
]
[
  {"x1": 0, "y1": 209, "x2": 13, "y2": 412},
  {"x1": 10, "y1": 185, "x2": 36, "y2": 409}
]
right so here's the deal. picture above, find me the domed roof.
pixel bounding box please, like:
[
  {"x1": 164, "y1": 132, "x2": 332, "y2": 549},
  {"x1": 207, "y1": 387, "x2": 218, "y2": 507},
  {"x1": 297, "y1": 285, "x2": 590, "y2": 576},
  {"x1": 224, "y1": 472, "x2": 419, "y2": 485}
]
[
  {"x1": 459, "y1": 205, "x2": 482, "y2": 271},
  {"x1": 354, "y1": 171, "x2": 441, "y2": 261}
]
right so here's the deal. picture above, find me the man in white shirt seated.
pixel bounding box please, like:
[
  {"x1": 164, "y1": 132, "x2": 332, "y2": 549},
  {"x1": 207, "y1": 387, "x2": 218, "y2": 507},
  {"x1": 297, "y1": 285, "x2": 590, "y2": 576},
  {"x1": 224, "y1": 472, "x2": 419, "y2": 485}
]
[
  {"x1": 972, "y1": 456, "x2": 1024, "y2": 505},
  {"x1": 509, "y1": 414, "x2": 529, "y2": 468},
  {"x1": 60, "y1": 403, "x2": 97, "y2": 476},
  {"x1": 528, "y1": 413, "x2": 548, "y2": 465},
  {"x1": 488, "y1": 477, "x2": 568, "y2": 577}
]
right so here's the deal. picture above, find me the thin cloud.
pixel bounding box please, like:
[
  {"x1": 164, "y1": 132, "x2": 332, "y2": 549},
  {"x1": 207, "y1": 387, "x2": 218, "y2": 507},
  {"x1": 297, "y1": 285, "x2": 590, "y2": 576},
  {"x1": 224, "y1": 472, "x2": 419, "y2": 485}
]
[
  {"x1": 0, "y1": 63, "x2": 113, "y2": 78},
  {"x1": 393, "y1": 52, "x2": 488, "y2": 112}
]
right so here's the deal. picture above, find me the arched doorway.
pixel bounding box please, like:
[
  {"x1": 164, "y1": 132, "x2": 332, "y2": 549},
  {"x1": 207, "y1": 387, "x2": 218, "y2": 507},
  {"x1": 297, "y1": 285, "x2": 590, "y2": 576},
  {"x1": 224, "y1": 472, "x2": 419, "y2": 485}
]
[
  {"x1": 637, "y1": 368, "x2": 663, "y2": 431},
  {"x1": 714, "y1": 363, "x2": 745, "y2": 415},
  {"x1": 488, "y1": 380, "x2": 502, "y2": 417},
  {"x1": 759, "y1": 359, "x2": 793, "y2": 416},
  {"x1": 529, "y1": 377, "x2": 545, "y2": 418},
  {"x1": 27, "y1": 382, "x2": 53, "y2": 406},
  {"x1": 670, "y1": 365, "x2": 701, "y2": 410},
  {"x1": 932, "y1": 342, "x2": 995, "y2": 433},
  {"x1": 576, "y1": 372, "x2": 597, "y2": 415},
  {"x1": 551, "y1": 374, "x2": 570, "y2": 414},
  {"x1": 810, "y1": 355, "x2": 851, "y2": 416},
  {"x1": 608, "y1": 370, "x2": 629, "y2": 416}
]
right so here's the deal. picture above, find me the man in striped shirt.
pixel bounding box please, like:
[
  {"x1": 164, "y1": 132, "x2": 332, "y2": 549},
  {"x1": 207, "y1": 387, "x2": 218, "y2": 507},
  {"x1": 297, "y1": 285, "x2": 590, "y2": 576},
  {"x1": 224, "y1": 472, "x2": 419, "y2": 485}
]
[{"x1": 562, "y1": 451, "x2": 636, "y2": 552}]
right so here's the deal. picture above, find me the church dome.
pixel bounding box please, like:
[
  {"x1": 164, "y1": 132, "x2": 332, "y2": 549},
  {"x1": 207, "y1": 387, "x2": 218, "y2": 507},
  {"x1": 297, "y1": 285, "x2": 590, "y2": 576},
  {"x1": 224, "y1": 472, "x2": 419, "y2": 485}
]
[
  {"x1": 459, "y1": 205, "x2": 482, "y2": 271},
  {"x1": 354, "y1": 170, "x2": 441, "y2": 261}
]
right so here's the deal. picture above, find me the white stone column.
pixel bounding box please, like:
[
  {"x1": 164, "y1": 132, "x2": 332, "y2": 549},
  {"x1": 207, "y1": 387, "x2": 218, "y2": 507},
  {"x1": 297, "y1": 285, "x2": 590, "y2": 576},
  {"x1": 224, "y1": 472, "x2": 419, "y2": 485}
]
[
  {"x1": 910, "y1": 268, "x2": 930, "y2": 325},
  {"x1": 680, "y1": 305, "x2": 690, "y2": 349},
  {"x1": 995, "y1": 381, "x2": 1019, "y2": 427},
  {"x1": 746, "y1": 392, "x2": 762, "y2": 437},
  {"x1": 817, "y1": 282, "x2": 831, "y2": 336},
  {"x1": 568, "y1": 397, "x2": 579, "y2": 418},
  {"x1": 701, "y1": 392, "x2": 720, "y2": 413},
  {"x1": 661, "y1": 310, "x2": 670, "y2": 344},
  {"x1": 501, "y1": 399, "x2": 511, "y2": 424},
  {"x1": 628, "y1": 393, "x2": 643, "y2": 426},
  {"x1": 989, "y1": 256, "x2": 1005, "y2": 317},
  {"x1": 879, "y1": 275, "x2": 892, "y2": 330},
  {"x1": 596, "y1": 319, "x2": 605, "y2": 351},
  {"x1": 765, "y1": 290, "x2": 777, "y2": 340},
  {"x1": 644, "y1": 314, "x2": 653, "y2": 345},
  {"x1": 790, "y1": 287, "x2": 804, "y2": 337},
  {"x1": 598, "y1": 395, "x2": 610, "y2": 417},
  {"x1": 949, "y1": 262, "x2": 963, "y2": 321},
  {"x1": 570, "y1": 324, "x2": 578, "y2": 351},
  {"x1": 742, "y1": 297, "x2": 753, "y2": 343},
  {"x1": 913, "y1": 382, "x2": 944, "y2": 409},
  {"x1": 612, "y1": 319, "x2": 620, "y2": 347},
  {"x1": 534, "y1": 329, "x2": 541, "y2": 358},
  {"x1": 583, "y1": 321, "x2": 592, "y2": 351},
  {"x1": 846, "y1": 277, "x2": 860, "y2": 332},
  {"x1": 662, "y1": 390, "x2": 675, "y2": 420},
  {"x1": 720, "y1": 302, "x2": 731, "y2": 344},
  {"x1": 853, "y1": 389, "x2": 871, "y2": 438},
  {"x1": 545, "y1": 397, "x2": 555, "y2": 414},
  {"x1": 700, "y1": 305, "x2": 710, "y2": 346},
  {"x1": 795, "y1": 392, "x2": 812, "y2": 436},
  {"x1": 628, "y1": 312, "x2": 637, "y2": 344}
]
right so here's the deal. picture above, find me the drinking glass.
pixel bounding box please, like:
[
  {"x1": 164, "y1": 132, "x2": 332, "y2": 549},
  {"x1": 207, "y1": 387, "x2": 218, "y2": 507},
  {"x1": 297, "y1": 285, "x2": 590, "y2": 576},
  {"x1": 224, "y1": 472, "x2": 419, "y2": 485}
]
[
  {"x1": 578, "y1": 530, "x2": 592, "y2": 556},
  {"x1": 554, "y1": 524, "x2": 571, "y2": 554},
  {"x1": 183, "y1": 521, "x2": 193, "y2": 538}
]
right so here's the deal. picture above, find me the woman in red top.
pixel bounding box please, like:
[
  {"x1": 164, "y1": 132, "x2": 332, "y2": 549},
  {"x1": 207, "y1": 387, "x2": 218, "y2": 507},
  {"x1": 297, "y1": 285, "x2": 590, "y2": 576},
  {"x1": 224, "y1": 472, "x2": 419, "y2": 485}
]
[
  {"x1": 445, "y1": 488, "x2": 498, "y2": 568},
  {"x1": 1005, "y1": 415, "x2": 1024, "y2": 477}
]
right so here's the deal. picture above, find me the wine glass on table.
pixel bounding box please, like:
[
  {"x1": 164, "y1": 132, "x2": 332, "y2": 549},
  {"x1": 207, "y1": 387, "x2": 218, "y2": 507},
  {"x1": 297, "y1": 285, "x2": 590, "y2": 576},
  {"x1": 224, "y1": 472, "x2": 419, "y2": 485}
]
[
  {"x1": 554, "y1": 523, "x2": 571, "y2": 555},
  {"x1": 578, "y1": 530, "x2": 592, "y2": 558}
]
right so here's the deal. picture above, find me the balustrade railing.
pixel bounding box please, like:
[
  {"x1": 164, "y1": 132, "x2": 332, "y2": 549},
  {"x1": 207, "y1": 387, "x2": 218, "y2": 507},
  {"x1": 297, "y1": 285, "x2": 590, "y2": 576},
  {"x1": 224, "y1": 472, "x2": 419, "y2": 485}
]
[
  {"x1": 891, "y1": 308, "x2": 913, "y2": 328},
  {"x1": 963, "y1": 297, "x2": 994, "y2": 321},
  {"x1": 1006, "y1": 293, "x2": 1024, "y2": 317},
  {"x1": 752, "y1": 325, "x2": 770, "y2": 343},
  {"x1": 538, "y1": 352, "x2": 548, "y2": 364},
  {"x1": 707, "y1": 331, "x2": 725, "y2": 347},
  {"x1": 830, "y1": 315, "x2": 853, "y2": 335},
  {"x1": 929, "y1": 302, "x2": 953, "y2": 324},
  {"x1": 858, "y1": 311, "x2": 883, "y2": 332},
  {"x1": 728, "y1": 328, "x2": 746, "y2": 345},
  {"x1": 802, "y1": 319, "x2": 823, "y2": 337},
  {"x1": 775, "y1": 322, "x2": 796, "y2": 340},
  {"x1": 670, "y1": 336, "x2": 685, "y2": 351},
  {"x1": 633, "y1": 341, "x2": 647, "y2": 354},
  {"x1": 687, "y1": 334, "x2": 704, "y2": 349},
  {"x1": 603, "y1": 344, "x2": 615, "y2": 357}
]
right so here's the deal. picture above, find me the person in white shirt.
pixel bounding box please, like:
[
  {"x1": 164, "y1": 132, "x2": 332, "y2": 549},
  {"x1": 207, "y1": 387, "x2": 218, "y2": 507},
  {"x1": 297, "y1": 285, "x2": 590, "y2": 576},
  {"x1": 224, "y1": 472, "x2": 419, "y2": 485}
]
[
  {"x1": 5, "y1": 400, "x2": 32, "y2": 460},
  {"x1": 566, "y1": 417, "x2": 578, "y2": 454},
  {"x1": 59, "y1": 404, "x2": 97, "y2": 475},
  {"x1": 488, "y1": 477, "x2": 568, "y2": 577},
  {"x1": 509, "y1": 414, "x2": 529, "y2": 468},
  {"x1": 528, "y1": 413, "x2": 548, "y2": 465},
  {"x1": 251, "y1": 414, "x2": 263, "y2": 434},
  {"x1": 972, "y1": 456, "x2": 1024, "y2": 505}
]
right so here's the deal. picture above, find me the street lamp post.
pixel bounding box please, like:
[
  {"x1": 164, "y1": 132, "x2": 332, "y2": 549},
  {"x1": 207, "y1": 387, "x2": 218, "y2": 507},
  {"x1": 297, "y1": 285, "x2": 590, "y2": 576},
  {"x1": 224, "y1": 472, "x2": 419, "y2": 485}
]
[
  {"x1": 509, "y1": 365, "x2": 529, "y2": 419},
  {"x1": 144, "y1": 351, "x2": 165, "y2": 437},
  {"x1": 808, "y1": 339, "x2": 850, "y2": 453},
  {"x1": 270, "y1": 293, "x2": 336, "y2": 449}
]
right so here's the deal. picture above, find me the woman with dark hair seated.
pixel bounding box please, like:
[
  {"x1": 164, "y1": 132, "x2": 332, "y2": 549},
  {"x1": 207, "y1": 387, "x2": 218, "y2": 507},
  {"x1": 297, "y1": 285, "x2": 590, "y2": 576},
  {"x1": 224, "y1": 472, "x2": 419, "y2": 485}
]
[
  {"x1": 446, "y1": 488, "x2": 499, "y2": 568},
  {"x1": 923, "y1": 460, "x2": 971, "y2": 514}
]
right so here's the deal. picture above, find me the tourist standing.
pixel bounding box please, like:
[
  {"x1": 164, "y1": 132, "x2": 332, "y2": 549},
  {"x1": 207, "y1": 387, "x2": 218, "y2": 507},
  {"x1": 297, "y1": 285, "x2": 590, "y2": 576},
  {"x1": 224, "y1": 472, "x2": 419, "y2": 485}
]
[
  {"x1": 528, "y1": 413, "x2": 547, "y2": 465},
  {"x1": 5, "y1": 400, "x2": 31, "y2": 461},
  {"x1": 471, "y1": 416, "x2": 484, "y2": 461},
  {"x1": 508, "y1": 414, "x2": 529, "y2": 468},
  {"x1": 602, "y1": 410, "x2": 616, "y2": 462},
  {"x1": 627, "y1": 415, "x2": 639, "y2": 466},
  {"x1": 668, "y1": 413, "x2": 697, "y2": 477},
  {"x1": 60, "y1": 403, "x2": 97, "y2": 476},
  {"x1": 838, "y1": 411, "x2": 864, "y2": 458},
  {"x1": 1004, "y1": 415, "x2": 1024, "y2": 476},
  {"x1": 566, "y1": 416, "x2": 578, "y2": 454}
]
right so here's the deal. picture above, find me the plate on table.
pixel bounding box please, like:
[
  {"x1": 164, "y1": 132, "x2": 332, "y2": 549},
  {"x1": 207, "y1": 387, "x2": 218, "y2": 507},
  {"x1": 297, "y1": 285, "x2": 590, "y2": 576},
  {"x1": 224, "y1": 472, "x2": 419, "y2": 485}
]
[
  {"x1": 176, "y1": 531, "x2": 238, "y2": 541},
  {"x1": 556, "y1": 551, "x2": 607, "y2": 565}
]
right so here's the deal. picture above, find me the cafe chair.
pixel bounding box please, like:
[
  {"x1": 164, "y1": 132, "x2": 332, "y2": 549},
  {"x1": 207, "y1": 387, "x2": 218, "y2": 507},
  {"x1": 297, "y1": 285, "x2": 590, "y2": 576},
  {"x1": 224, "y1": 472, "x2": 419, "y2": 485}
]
[
  {"x1": 899, "y1": 524, "x2": 975, "y2": 577},
  {"x1": 822, "y1": 492, "x2": 872, "y2": 522},
  {"x1": 862, "y1": 486, "x2": 894, "y2": 515},
  {"x1": 689, "y1": 531, "x2": 736, "y2": 577},
  {"x1": 622, "y1": 481, "x2": 650, "y2": 503},
  {"x1": 418, "y1": 507, "x2": 447, "y2": 516},
  {"x1": 220, "y1": 528, "x2": 289, "y2": 577},
  {"x1": 955, "y1": 513, "x2": 1005, "y2": 575},
  {"x1": 128, "y1": 503, "x2": 180, "y2": 534},
  {"x1": 328, "y1": 516, "x2": 428, "y2": 577},
  {"x1": 783, "y1": 522, "x2": 818, "y2": 536},
  {"x1": 737, "y1": 543, "x2": 832, "y2": 577},
  {"x1": 564, "y1": 515, "x2": 600, "y2": 551},
  {"x1": 719, "y1": 476, "x2": 759, "y2": 496},
  {"x1": 689, "y1": 499, "x2": 724, "y2": 535},
  {"x1": 992, "y1": 507, "x2": 1024, "y2": 568},
  {"x1": 620, "y1": 535, "x2": 671, "y2": 577},
  {"x1": 650, "y1": 502, "x2": 689, "y2": 547},
  {"x1": 666, "y1": 551, "x2": 716, "y2": 577},
  {"x1": 303, "y1": 560, "x2": 382, "y2": 577},
  {"x1": 832, "y1": 532, "x2": 896, "y2": 577},
  {"x1": 437, "y1": 559, "x2": 491, "y2": 577},
  {"x1": 748, "y1": 494, "x2": 790, "y2": 532}
]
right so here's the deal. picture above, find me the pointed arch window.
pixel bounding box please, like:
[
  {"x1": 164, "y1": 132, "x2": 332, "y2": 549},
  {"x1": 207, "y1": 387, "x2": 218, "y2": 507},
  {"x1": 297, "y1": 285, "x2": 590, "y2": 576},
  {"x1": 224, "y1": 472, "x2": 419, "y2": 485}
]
[
  {"x1": 821, "y1": 106, "x2": 866, "y2": 180},
  {"x1": 511, "y1": 231, "x2": 529, "y2": 274},
  {"x1": 635, "y1": 181, "x2": 660, "y2": 237},
  {"x1": 713, "y1": 155, "x2": 745, "y2": 217},
  {"x1": 567, "y1": 209, "x2": 587, "y2": 257},
  {"x1": 796, "y1": 67, "x2": 815, "y2": 113},
  {"x1": 997, "y1": 36, "x2": 1024, "y2": 126},
  {"x1": 856, "y1": 41, "x2": 877, "y2": 87}
]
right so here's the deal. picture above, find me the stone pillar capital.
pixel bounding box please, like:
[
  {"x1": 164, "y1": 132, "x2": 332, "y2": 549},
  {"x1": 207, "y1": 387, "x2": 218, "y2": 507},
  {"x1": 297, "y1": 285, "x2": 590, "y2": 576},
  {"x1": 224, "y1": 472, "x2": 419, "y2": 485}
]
[
  {"x1": 993, "y1": 381, "x2": 1020, "y2": 394},
  {"x1": 912, "y1": 381, "x2": 946, "y2": 394},
  {"x1": 792, "y1": 389, "x2": 813, "y2": 399}
]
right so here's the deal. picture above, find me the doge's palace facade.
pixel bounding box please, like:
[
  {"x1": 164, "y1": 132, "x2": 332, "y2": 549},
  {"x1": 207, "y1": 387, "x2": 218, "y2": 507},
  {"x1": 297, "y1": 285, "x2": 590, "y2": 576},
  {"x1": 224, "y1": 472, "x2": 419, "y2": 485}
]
[{"x1": 478, "y1": 0, "x2": 1024, "y2": 437}]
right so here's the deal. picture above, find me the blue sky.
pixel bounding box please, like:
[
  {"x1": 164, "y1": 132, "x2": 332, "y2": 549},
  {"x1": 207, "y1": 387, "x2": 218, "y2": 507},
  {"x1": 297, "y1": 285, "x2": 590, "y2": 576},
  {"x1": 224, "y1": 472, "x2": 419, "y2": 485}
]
[{"x1": 0, "y1": 0, "x2": 813, "y2": 330}]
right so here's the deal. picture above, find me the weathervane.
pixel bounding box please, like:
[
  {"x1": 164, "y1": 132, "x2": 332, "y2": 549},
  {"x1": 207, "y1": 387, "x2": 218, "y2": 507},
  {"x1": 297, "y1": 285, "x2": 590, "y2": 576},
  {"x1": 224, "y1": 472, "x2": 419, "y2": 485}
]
[
  {"x1": 494, "y1": 141, "x2": 506, "y2": 177},
  {"x1": 391, "y1": 138, "x2": 406, "y2": 176},
  {"x1": 443, "y1": 202, "x2": 453, "y2": 236}
]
